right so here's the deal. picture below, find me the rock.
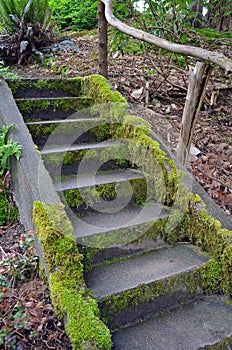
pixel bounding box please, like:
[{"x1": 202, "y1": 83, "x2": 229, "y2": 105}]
[
  {"x1": 190, "y1": 145, "x2": 201, "y2": 156},
  {"x1": 131, "y1": 87, "x2": 144, "y2": 100}
]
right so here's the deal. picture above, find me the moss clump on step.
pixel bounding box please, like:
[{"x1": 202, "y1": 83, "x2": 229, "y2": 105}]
[
  {"x1": 81, "y1": 74, "x2": 127, "y2": 105},
  {"x1": 221, "y1": 244, "x2": 232, "y2": 296},
  {"x1": 33, "y1": 201, "x2": 112, "y2": 350},
  {"x1": 81, "y1": 75, "x2": 127, "y2": 123},
  {"x1": 63, "y1": 177, "x2": 147, "y2": 213},
  {"x1": 112, "y1": 115, "x2": 180, "y2": 206},
  {"x1": 161, "y1": 194, "x2": 232, "y2": 295}
]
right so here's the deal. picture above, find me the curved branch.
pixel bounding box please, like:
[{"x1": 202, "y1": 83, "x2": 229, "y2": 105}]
[{"x1": 100, "y1": 0, "x2": 232, "y2": 73}]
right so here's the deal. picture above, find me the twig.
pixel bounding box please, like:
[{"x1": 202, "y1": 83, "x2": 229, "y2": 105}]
[
  {"x1": 195, "y1": 167, "x2": 232, "y2": 190},
  {"x1": 0, "y1": 245, "x2": 7, "y2": 256},
  {"x1": 214, "y1": 165, "x2": 232, "y2": 177}
]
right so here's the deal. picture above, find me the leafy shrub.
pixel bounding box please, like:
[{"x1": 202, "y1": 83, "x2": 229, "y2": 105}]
[
  {"x1": 49, "y1": 0, "x2": 98, "y2": 30},
  {"x1": 0, "y1": 0, "x2": 52, "y2": 35},
  {"x1": 0, "y1": 60, "x2": 18, "y2": 79},
  {"x1": 0, "y1": 0, "x2": 55, "y2": 64},
  {"x1": 0, "y1": 124, "x2": 21, "y2": 176},
  {"x1": 0, "y1": 180, "x2": 18, "y2": 225}
]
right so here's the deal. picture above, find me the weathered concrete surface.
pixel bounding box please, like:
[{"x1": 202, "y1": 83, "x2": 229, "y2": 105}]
[
  {"x1": 112, "y1": 295, "x2": 232, "y2": 350},
  {"x1": 85, "y1": 245, "x2": 209, "y2": 298},
  {"x1": 71, "y1": 201, "x2": 172, "y2": 237}
]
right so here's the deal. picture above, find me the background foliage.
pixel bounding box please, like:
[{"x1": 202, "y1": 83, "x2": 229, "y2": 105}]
[{"x1": 49, "y1": 0, "x2": 99, "y2": 30}]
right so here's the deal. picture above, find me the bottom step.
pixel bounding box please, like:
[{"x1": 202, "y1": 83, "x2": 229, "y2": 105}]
[{"x1": 112, "y1": 295, "x2": 232, "y2": 350}]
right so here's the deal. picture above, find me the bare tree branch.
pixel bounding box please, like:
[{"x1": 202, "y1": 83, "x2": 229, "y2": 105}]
[{"x1": 100, "y1": 0, "x2": 232, "y2": 73}]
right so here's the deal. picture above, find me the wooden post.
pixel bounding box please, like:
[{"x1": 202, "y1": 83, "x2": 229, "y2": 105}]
[
  {"x1": 176, "y1": 62, "x2": 212, "y2": 166},
  {"x1": 98, "y1": 2, "x2": 108, "y2": 79}
]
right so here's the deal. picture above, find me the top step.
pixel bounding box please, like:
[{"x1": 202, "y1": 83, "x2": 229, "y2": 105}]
[{"x1": 7, "y1": 78, "x2": 83, "y2": 98}]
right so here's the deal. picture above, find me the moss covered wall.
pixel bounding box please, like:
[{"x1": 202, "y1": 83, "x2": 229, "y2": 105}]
[{"x1": 33, "y1": 201, "x2": 112, "y2": 350}]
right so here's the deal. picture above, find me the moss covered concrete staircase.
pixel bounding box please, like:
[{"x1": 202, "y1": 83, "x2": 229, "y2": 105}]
[{"x1": 8, "y1": 76, "x2": 232, "y2": 349}]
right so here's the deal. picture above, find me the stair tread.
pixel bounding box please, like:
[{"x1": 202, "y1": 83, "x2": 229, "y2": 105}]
[
  {"x1": 15, "y1": 96, "x2": 91, "y2": 101},
  {"x1": 41, "y1": 140, "x2": 122, "y2": 155},
  {"x1": 26, "y1": 117, "x2": 97, "y2": 125},
  {"x1": 56, "y1": 168, "x2": 144, "y2": 190},
  {"x1": 71, "y1": 201, "x2": 172, "y2": 237},
  {"x1": 112, "y1": 295, "x2": 232, "y2": 350},
  {"x1": 85, "y1": 245, "x2": 209, "y2": 299}
]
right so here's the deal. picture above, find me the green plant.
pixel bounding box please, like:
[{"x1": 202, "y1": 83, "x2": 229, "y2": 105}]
[
  {"x1": 49, "y1": 0, "x2": 98, "y2": 30},
  {"x1": 0, "y1": 0, "x2": 52, "y2": 35},
  {"x1": 0, "y1": 0, "x2": 55, "y2": 64},
  {"x1": 0, "y1": 124, "x2": 21, "y2": 176},
  {"x1": 0, "y1": 231, "x2": 38, "y2": 287},
  {"x1": 0, "y1": 60, "x2": 18, "y2": 79},
  {"x1": 0, "y1": 179, "x2": 18, "y2": 225},
  {"x1": 0, "y1": 230, "x2": 39, "y2": 348}
]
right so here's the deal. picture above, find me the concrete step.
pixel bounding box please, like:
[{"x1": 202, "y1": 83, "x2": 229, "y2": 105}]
[
  {"x1": 112, "y1": 295, "x2": 232, "y2": 349},
  {"x1": 26, "y1": 117, "x2": 108, "y2": 148},
  {"x1": 41, "y1": 141, "x2": 128, "y2": 177},
  {"x1": 78, "y1": 237, "x2": 170, "y2": 270},
  {"x1": 85, "y1": 245, "x2": 210, "y2": 330},
  {"x1": 41, "y1": 141, "x2": 122, "y2": 155},
  {"x1": 16, "y1": 96, "x2": 93, "y2": 122},
  {"x1": 70, "y1": 201, "x2": 173, "y2": 248},
  {"x1": 57, "y1": 168, "x2": 147, "y2": 215},
  {"x1": 56, "y1": 168, "x2": 144, "y2": 191},
  {"x1": 7, "y1": 77, "x2": 82, "y2": 99}
]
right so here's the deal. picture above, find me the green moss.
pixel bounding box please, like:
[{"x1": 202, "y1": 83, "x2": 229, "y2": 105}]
[
  {"x1": 16, "y1": 97, "x2": 93, "y2": 117},
  {"x1": 123, "y1": 115, "x2": 152, "y2": 135},
  {"x1": 221, "y1": 244, "x2": 232, "y2": 296},
  {"x1": 81, "y1": 74, "x2": 127, "y2": 105},
  {"x1": 0, "y1": 179, "x2": 18, "y2": 225},
  {"x1": 111, "y1": 117, "x2": 179, "y2": 206},
  {"x1": 200, "y1": 337, "x2": 232, "y2": 349},
  {"x1": 8, "y1": 77, "x2": 83, "y2": 96},
  {"x1": 81, "y1": 75, "x2": 127, "y2": 123},
  {"x1": 200, "y1": 259, "x2": 222, "y2": 294},
  {"x1": 63, "y1": 178, "x2": 147, "y2": 213},
  {"x1": 33, "y1": 201, "x2": 112, "y2": 350}
]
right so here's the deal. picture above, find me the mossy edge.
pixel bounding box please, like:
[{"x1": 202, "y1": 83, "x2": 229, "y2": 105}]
[{"x1": 33, "y1": 201, "x2": 112, "y2": 350}]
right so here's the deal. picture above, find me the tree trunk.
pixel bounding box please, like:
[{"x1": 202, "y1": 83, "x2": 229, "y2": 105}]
[
  {"x1": 98, "y1": 2, "x2": 108, "y2": 79},
  {"x1": 191, "y1": 0, "x2": 203, "y2": 28},
  {"x1": 206, "y1": 0, "x2": 232, "y2": 31},
  {"x1": 176, "y1": 62, "x2": 212, "y2": 166}
]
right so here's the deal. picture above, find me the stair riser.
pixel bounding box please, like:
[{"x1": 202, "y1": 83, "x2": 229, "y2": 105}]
[
  {"x1": 42, "y1": 146, "x2": 130, "y2": 178},
  {"x1": 16, "y1": 97, "x2": 93, "y2": 122},
  {"x1": 75, "y1": 219, "x2": 168, "y2": 262},
  {"x1": 27, "y1": 122, "x2": 111, "y2": 148},
  {"x1": 7, "y1": 78, "x2": 83, "y2": 98},
  {"x1": 61, "y1": 177, "x2": 147, "y2": 214},
  {"x1": 78, "y1": 237, "x2": 169, "y2": 271},
  {"x1": 98, "y1": 267, "x2": 207, "y2": 331}
]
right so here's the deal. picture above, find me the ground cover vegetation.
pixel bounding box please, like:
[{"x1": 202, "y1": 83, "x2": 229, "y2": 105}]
[{"x1": 0, "y1": 0, "x2": 231, "y2": 348}]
